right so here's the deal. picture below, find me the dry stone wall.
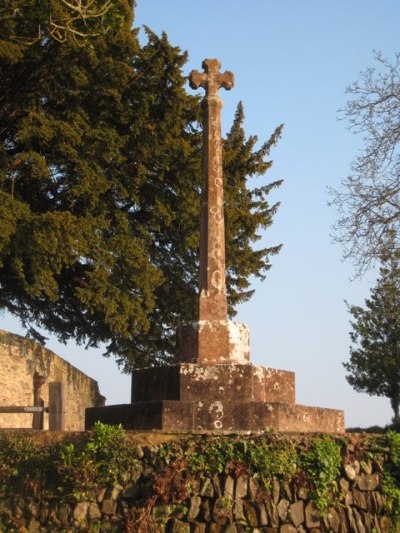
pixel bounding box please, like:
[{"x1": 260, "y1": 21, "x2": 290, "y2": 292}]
[
  {"x1": 0, "y1": 431, "x2": 396, "y2": 532},
  {"x1": 18, "y1": 462, "x2": 389, "y2": 532},
  {"x1": 0, "y1": 330, "x2": 104, "y2": 430}
]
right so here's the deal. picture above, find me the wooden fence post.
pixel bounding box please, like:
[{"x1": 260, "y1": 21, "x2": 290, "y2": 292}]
[
  {"x1": 49, "y1": 382, "x2": 65, "y2": 431},
  {"x1": 33, "y1": 371, "x2": 46, "y2": 430}
]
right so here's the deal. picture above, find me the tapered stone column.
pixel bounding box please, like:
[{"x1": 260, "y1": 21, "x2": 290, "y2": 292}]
[
  {"x1": 176, "y1": 59, "x2": 250, "y2": 365},
  {"x1": 192, "y1": 59, "x2": 232, "y2": 321}
]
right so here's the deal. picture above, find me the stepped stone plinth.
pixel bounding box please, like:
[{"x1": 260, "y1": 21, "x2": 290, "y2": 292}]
[
  {"x1": 86, "y1": 362, "x2": 344, "y2": 433},
  {"x1": 85, "y1": 59, "x2": 345, "y2": 434}
]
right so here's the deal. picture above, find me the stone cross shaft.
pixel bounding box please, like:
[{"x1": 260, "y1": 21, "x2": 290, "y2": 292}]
[{"x1": 189, "y1": 59, "x2": 234, "y2": 321}]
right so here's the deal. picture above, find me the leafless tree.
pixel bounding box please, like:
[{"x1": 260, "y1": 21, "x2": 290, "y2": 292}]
[{"x1": 329, "y1": 51, "x2": 400, "y2": 276}]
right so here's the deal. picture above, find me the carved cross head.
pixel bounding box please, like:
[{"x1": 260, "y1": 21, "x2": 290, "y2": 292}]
[{"x1": 189, "y1": 59, "x2": 234, "y2": 98}]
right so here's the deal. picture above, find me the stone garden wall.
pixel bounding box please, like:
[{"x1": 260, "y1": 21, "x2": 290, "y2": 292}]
[
  {"x1": 23, "y1": 458, "x2": 389, "y2": 532},
  {"x1": 0, "y1": 430, "x2": 397, "y2": 532},
  {"x1": 0, "y1": 330, "x2": 105, "y2": 430}
]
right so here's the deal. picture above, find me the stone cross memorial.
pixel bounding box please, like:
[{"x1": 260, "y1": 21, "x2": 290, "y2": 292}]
[
  {"x1": 176, "y1": 59, "x2": 250, "y2": 365},
  {"x1": 86, "y1": 60, "x2": 345, "y2": 434}
]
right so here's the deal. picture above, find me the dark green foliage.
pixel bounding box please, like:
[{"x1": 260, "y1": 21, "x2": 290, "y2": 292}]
[
  {"x1": 0, "y1": 0, "x2": 125, "y2": 50},
  {"x1": 343, "y1": 245, "x2": 400, "y2": 423},
  {"x1": 380, "y1": 431, "x2": 400, "y2": 525},
  {"x1": 0, "y1": 3, "x2": 282, "y2": 368},
  {"x1": 301, "y1": 436, "x2": 341, "y2": 513},
  {"x1": 224, "y1": 102, "x2": 283, "y2": 313}
]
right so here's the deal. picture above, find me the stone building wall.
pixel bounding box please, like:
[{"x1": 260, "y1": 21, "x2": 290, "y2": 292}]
[{"x1": 0, "y1": 329, "x2": 105, "y2": 430}]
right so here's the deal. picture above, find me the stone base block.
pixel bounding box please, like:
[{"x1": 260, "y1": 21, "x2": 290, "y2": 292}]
[
  {"x1": 85, "y1": 400, "x2": 345, "y2": 433},
  {"x1": 131, "y1": 363, "x2": 295, "y2": 405},
  {"x1": 176, "y1": 320, "x2": 249, "y2": 364}
]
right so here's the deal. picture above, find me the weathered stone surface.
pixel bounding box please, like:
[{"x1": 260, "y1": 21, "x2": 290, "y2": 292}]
[
  {"x1": 371, "y1": 491, "x2": 384, "y2": 513},
  {"x1": 176, "y1": 320, "x2": 250, "y2": 365},
  {"x1": 88, "y1": 503, "x2": 101, "y2": 521},
  {"x1": 305, "y1": 501, "x2": 320, "y2": 529},
  {"x1": 277, "y1": 499, "x2": 290, "y2": 522},
  {"x1": 110, "y1": 484, "x2": 123, "y2": 501},
  {"x1": 326, "y1": 507, "x2": 340, "y2": 532},
  {"x1": 249, "y1": 477, "x2": 260, "y2": 500},
  {"x1": 171, "y1": 519, "x2": 190, "y2": 533},
  {"x1": 0, "y1": 330, "x2": 104, "y2": 430},
  {"x1": 188, "y1": 60, "x2": 232, "y2": 324},
  {"x1": 96, "y1": 487, "x2": 107, "y2": 503},
  {"x1": 235, "y1": 476, "x2": 248, "y2": 498},
  {"x1": 213, "y1": 474, "x2": 223, "y2": 497},
  {"x1": 213, "y1": 498, "x2": 231, "y2": 525},
  {"x1": 28, "y1": 517, "x2": 40, "y2": 533},
  {"x1": 339, "y1": 477, "x2": 349, "y2": 493},
  {"x1": 243, "y1": 501, "x2": 258, "y2": 528},
  {"x1": 272, "y1": 479, "x2": 281, "y2": 503},
  {"x1": 356, "y1": 473, "x2": 380, "y2": 491},
  {"x1": 380, "y1": 515, "x2": 392, "y2": 533},
  {"x1": 73, "y1": 502, "x2": 89, "y2": 522},
  {"x1": 363, "y1": 511, "x2": 372, "y2": 532},
  {"x1": 224, "y1": 475, "x2": 235, "y2": 499},
  {"x1": 201, "y1": 477, "x2": 215, "y2": 498},
  {"x1": 352, "y1": 508, "x2": 366, "y2": 533},
  {"x1": 353, "y1": 488, "x2": 368, "y2": 510},
  {"x1": 280, "y1": 526, "x2": 297, "y2": 533},
  {"x1": 101, "y1": 499, "x2": 117, "y2": 516},
  {"x1": 193, "y1": 523, "x2": 207, "y2": 533},
  {"x1": 282, "y1": 481, "x2": 292, "y2": 501},
  {"x1": 130, "y1": 364, "x2": 295, "y2": 404},
  {"x1": 58, "y1": 503, "x2": 70, "y2": 525},
  {"x1": 344, "y1": 464, "x2": 357, "y2": 480},
  {"x1": 188, "y1": 496, "x2": 202, "y2": 521},
  {"x1": 345, "y1": 490, "x2": 353, "y2": 506},
  {"x1": 347, "y1": 508, "x2": 358, "y2": 532},
  {"x1": 91, "y1": 375, "x2": 348, "y2": 433},
  {"x1": 224, "y1": 524, "x2": 238, "y2": 533},
  {"x1": 289, "y1": 500, "x2": 304, "y2": 527},
  {"x1": 360, "y1": 460, "x2": 372, "y2": 474},
  {"x1": 266, "y1": 499, "x2": 279, "y2": 528},
  {"x1": 153, "y1": 505, "x2": 173, "y2": 522},
  {"x1": 258, "y1": 503, "x2": 269, "y2": 526},
  {"x1": 336, "y1": 506, "x2": 348, "y2": 533},
  {"x1": 233, "y1": 498, "x2": 244, "y2": 522},
  {"x1": 297, "y1": 487, "x2": 308, "y2": 500},
  {"x1": 209, "y1": 525, "x2": 223, "y2": 533}
]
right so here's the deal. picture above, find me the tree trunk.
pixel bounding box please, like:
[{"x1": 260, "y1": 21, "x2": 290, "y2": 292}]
[{"x1": 390, "y1": 396, "x2": 400, "y2": 426}]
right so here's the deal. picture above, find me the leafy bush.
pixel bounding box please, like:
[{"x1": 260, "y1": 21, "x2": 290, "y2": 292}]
[
  {"x1": 383, "y1": 431, "x2": 400, "y2": 522},
  {"x1": 302, "y1": 436, "x2": 342, "y2": 513}
]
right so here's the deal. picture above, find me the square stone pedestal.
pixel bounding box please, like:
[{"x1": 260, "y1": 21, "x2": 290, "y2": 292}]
[
  {"x1": 176, "y1": 320, "x2": 250, "y2": 364},
  {"x1": 85, "y1": 363, "x2": 344, "y2": 433}
]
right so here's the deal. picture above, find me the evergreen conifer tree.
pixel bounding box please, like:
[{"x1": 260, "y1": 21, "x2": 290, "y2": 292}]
[
  {"x1": 0, "y1": 4, "x2": 283, "y2": 369},
  {"x1": 344, "y1": 243, "x2": 400, "y2": 424}
]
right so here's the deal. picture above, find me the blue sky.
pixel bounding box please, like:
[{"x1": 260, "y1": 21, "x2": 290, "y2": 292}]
[{"x1": 3, "y1": 1, "x2": 399, "y2": 427}]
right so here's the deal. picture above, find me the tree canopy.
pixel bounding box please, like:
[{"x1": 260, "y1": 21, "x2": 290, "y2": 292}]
[
  {"x1": 329, "y1": 51, "x2": 400, "y2": 276},
  {"x1": 0, "y1": 3, "x2": 283, "y2": 369},
  {"x1": 343, "y1": 242, "x2": 400, "y2": 424}
]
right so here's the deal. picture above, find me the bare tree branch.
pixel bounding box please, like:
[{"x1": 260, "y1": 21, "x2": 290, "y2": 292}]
[{"x1": 329, "y1": 51, "x2": 400, "y2": 276}]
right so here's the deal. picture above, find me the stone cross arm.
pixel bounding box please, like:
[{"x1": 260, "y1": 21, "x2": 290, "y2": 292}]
[{"x1": 189, "y1": 59, "x2": 234, "y2": 97}]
